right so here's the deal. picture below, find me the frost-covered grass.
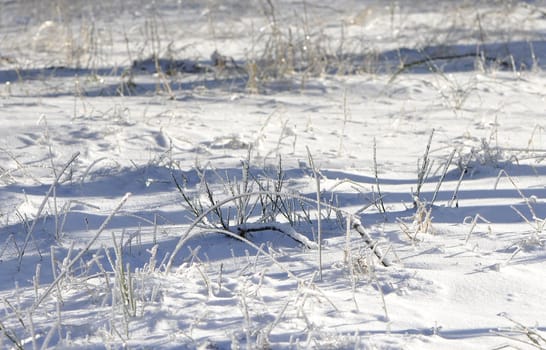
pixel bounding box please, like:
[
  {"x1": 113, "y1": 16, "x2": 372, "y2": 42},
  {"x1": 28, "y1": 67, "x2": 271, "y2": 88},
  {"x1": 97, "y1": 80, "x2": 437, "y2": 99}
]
[{"x1": 1, "y1": 0, "x2": 546, "y2": 349}]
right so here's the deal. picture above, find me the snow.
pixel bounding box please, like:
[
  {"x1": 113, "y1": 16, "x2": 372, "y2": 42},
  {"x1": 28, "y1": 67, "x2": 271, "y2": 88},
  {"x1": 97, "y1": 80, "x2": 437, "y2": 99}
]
[{"x1": 1, "y1": 0, "x2": 546, "y2": 349}]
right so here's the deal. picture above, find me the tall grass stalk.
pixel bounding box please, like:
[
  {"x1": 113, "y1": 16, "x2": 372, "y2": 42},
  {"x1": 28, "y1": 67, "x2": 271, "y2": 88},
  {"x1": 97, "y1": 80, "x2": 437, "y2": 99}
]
[
  {"x1": 373, "y1": 137, "x2": 386, "y2": 213},
  {"x1": 448, "y1": 161, "x2": 467, "y2": 208},
  {"x1": 495, "y1": 169, "x2": 538, "y2": 219},
  {"x1": 111, "y1": 232, "x2": 137, "y2": 319},
  {"x1": 431, "y1": 148, "x2": 456, "y2": 206},
  {"x1": 0, "y1": 319, "x2": 23, "y2": 350},
  {"x1": 338, "y1": 89, "x2": 349, "y2": 157},
  {"x1": 414, "y1": 129, "x2": 434, "y2": 207},
  {"x1": 32, "y1": 193, "x2": 131, "y2": 311},
  {"x1": 464, "y1": 213, "x2": 491, "y2": 243},
  {"x1": 494, "y1": 313, "x2": 546, "y2": 349},
  {"x1": 306, "y1": 147, "x2": 322, "y2": 280},
  {"x1": 18, "y1": 152, "x2": 81, "y2": 270}
]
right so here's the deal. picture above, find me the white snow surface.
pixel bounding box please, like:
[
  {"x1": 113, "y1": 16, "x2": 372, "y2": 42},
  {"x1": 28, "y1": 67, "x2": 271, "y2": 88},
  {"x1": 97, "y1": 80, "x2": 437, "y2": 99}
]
[{"x1": 1, "y1": 1, "x2": 546, "y2": 349}]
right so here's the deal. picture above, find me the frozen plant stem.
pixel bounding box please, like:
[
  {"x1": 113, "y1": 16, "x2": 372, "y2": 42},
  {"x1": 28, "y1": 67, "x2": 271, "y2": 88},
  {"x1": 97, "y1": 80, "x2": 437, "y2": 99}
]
[
  {"x1": 344, "y1": 215, "x2": 351, "y2": 265},
  {"x1": 166, "y1": 189, "x2": 319, "y2": 273},
  {"x1": 431, "y1": 148, "x2": 455, "y2": 206},
  {"x1": 351, "y1": 217, "x2": 391, "y2": 267},
  {"x1": 495, "y1": 169, "x2": 538, "y2": 220},
  {"x1": 168, "y1": 186, "x2": 390, "y2": 274},
  {"x1": 338, "y1": 89, "x2": 349, "y2": 157},
  {"x1": 18, "y1": 152, "x2": 80, "y2": 270},
  {"x1": 448, "y1": 161, "x2": 467, "y2": 208},
  {"x1": 0, "y1": 319, "x2": 22, "y2": 350},
  {"x1": 307, "y1": 146, "x2": 322, "y2": 281},
  {"x1": 32, "y1": 193, "x2": 132, "y2": 311},
  {"x1": 415, "y1": 129, "x2": 434, "y2": 207},
  {"x1": 373, "y1": 137, "x2": 386, "y2": 213},
  {"x1": 464, "y1": 214, "x2": 491, "y2": 244}
]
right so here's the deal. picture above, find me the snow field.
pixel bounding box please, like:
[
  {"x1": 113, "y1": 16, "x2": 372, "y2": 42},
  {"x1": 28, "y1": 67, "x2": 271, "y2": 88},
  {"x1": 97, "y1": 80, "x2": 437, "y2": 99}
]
[{"x1": 1, "y1": 0, "x2": 546, "y2": 349}]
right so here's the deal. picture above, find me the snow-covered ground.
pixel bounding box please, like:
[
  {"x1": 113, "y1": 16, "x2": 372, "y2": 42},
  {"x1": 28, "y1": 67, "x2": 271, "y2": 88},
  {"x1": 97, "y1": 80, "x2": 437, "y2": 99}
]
[{"x1": 1, "y1": 1, "x2": 546, "y2": 349}]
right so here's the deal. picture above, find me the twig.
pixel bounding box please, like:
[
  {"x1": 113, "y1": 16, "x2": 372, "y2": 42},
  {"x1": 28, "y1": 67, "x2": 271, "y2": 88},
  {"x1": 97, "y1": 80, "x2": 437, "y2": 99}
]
[
  {"x1": 165, "y1": 190, "x2": 392, "y2": 272},
  {"x1": 389, "y1": 52, "x2": 499, "y2": 83},
  {"x1": 351, "y1": 217, "x2": 391, "y2": 267},
  {"x1": 235, "y1": 222, "x2": 317, "y2": 248}
]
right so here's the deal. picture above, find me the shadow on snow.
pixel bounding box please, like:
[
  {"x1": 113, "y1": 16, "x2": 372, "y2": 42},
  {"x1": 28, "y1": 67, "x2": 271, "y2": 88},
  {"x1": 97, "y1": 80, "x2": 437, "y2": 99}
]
[{"x1": 1, "y1": 40, "x2": 544, "y2": 96}]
